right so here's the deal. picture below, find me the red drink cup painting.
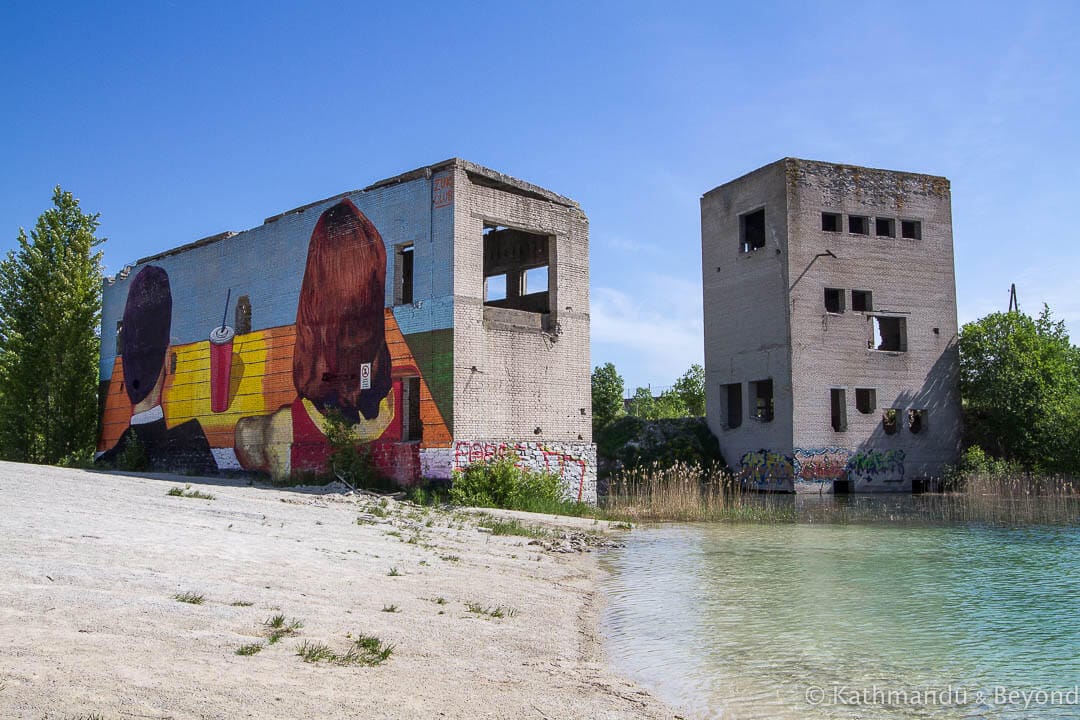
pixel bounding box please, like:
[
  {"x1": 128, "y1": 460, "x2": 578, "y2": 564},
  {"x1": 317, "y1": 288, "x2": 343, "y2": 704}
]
[{"x1": 209, "y1": 325, "x2": 235, "y2": 413}]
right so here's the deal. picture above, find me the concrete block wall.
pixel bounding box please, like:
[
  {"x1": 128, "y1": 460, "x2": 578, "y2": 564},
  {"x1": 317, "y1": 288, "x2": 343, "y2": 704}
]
[{"x1": 701, "y1": 158, "x2": 962, "y2": 492}]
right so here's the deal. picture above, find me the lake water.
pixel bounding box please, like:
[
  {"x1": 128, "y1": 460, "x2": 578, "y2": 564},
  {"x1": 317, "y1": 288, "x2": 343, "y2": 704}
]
[{"x1": 600, "y1": 497, "x2": 1080, "y2": 719}]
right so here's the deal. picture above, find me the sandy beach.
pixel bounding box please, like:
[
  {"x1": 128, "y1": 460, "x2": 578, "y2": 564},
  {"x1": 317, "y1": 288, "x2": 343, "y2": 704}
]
[{"x1": 0, "y1": 462, "x2": 674, "y2": 720}]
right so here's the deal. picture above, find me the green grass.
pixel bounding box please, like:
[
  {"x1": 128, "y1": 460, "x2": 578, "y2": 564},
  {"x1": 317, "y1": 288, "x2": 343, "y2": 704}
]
[
  {"x1": 381, "y1": 604, "x2": 398, "y2": 613},
  {"x1": 173, "y1": 591, "x2": 205, "y2": 605},
  {"x1": 439, "y1": 555, "x2": 461, "y2": 562},
  {"x1": 387, "y1": 567, "x2": 402, "y2": 576},
  {"x1": 264, "y1": 614, "x2": 303, "y2": 643},
  {"x1": 428, "y1": 596, "x2": 448, "y2": 605},
  {"x1": 230, "y1": 600, "x2": 254, "y2": 607},
  {"x1": 297, "y1": 635, "x2": 394, "y2": 666},
  {"x1": 465, "y1": 602, "x2": 517, "y2": 619},
  {"x1": 478, "y1": 518, "x2": 549, "y2": 538},
  {"x1": 166, "y1": 485, "x2": 216, "y2": 500},
  {"x1": 234, "y1": 642, "x2": 263, "y2": 656}
]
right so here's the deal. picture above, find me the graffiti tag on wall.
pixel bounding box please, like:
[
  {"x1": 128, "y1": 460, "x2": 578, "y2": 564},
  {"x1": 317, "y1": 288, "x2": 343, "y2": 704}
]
[
  {"x1": 793, "y1": 447, "x2": 906, "y2": 485},
  {"x1": 736, "y1": 449, "x2": 795, "y2": 489},
  {"x1": 453, "y1": 441, "x2": 588, "y2": 502},
  {"x1": 794, "y1": 447, "x2": 851, "y2": 483},
  {"x1": 846, "y1": 449, "x2": 905, "y2": 484}
]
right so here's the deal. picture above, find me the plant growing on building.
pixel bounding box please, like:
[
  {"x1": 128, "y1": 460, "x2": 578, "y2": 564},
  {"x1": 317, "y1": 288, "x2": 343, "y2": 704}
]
[
  {"x1": 450, "y1": 454, "x2": 566, "y2": 512},
  {"x1": 958, "y1": 305, "x2": 1080, "y2": 474},
  {"x1": 0, "y1": 187, "x2": 104, "y2": 465},
  {"x1": 323, "y1": 408, "x2": 396, "y2": 492}
]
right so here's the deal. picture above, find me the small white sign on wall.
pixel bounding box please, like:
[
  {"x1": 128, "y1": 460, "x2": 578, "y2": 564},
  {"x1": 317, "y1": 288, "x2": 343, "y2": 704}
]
[{"x1": 360, "y1": 362, "x2": 371, "y2": 390}]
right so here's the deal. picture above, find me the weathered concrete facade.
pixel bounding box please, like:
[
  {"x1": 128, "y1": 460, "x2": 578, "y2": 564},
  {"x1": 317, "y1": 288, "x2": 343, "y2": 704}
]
[
  {"x1": 701, "y1": 158, "x2": 961, "y2": 492},
  {"x1": 98, "y1": 159, "x2": 596, "y2": 502}
]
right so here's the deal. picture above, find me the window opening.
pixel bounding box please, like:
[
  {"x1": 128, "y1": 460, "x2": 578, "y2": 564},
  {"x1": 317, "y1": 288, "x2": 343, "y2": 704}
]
[
  {"x1": 821, "y1": 212, "x2": 841, "y2": 232},
  {"x1": 882, "y1": 409, "x2": 898, "y2": 435},
  {"x1": 901, "y1": 220, "x2": 922, "y2": 239},
  {"x1": 752, "y1": 379, "x2": 774, "y2": 422},
  {"x1": 722, "y1": 382, "x2": 742, "y2": 429},
  {"x1": 908, "y1": 409, "x2": 926, "y2": 434},
  {"x1": 831, "y1": 388, "x2": 847, "y2": 432},
  {"x1": 396, "y1": 244, "x2": 414, "y2": 305},
  {"x1": 824, "y1": 287, "x2": 845, "y2": 314},
  {"x1": 851, "y1": 290, "x2": 873, "y2": 312},
  {"x1": 871, "y1": 315, "x2": 907, "y2": 352},
  {"x1": 849, "y1": 216, "x2": 869, "y2": 235},
  {"x1": 875, "y1": 218, "x2": 895, "y2": 237},
  {"x1": 855, "y1": 388, "x2": 877, "y2": 414},
  {"x1": 483, "y1": 224, "x2": 550, "y2": 313},
  {"x1": 740, "y1": 209, "x2": 766, "y2": 252}
]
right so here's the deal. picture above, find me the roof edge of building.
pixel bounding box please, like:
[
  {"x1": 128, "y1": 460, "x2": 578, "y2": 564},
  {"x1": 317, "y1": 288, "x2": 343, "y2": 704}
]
[{"x1": 702, "y1": 157, "x2": 950, "y2": 199}]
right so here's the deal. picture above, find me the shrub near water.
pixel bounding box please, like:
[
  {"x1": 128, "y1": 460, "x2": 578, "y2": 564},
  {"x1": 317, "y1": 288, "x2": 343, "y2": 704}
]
[{"x1": 450, "y1": 454, "x2": 585, "y2": 514}]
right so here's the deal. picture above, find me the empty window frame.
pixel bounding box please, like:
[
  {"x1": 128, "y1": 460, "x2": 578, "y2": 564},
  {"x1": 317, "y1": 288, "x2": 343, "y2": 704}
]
[
  {"x1": 821, "y1": 212, "x2": 841, "y2": 232},
  {"x1": 870, "y1": 315, "x2": 907, "y2": 352},
  {"x1": 721, "y1": 382, "x2": 742, "y2": 429},
  {"x1": 908, "y1": 409, "x2": 927, "y2": 434},
  {"x1": 740, "y1": 209, "x2": 766, "y2": 252},
  {"x1": 875, "y1": 217, "x2": 896, "y2": 237},
  {"x1": 482, "y1": 224, "x2": 551, "y2": 313},
  {"x1": 752, "y1": 379, "x2": 774, "y2": 422},
  {"x1": 855, "y1": 388, "x2": 877, "y2": 414},
  {"x1": 395, "y1": 244, "x2": 415, "y2": 305},
  {"x1": 830, "y1": 388, "x2": 847, "y2": 432},
  {"x1": 882, "y1": 409, "x2": 898, "y2": 435},
  {"x1": 824, "y1": 287, "x2": 845, "y2": 313},
  {"x1": 851, "y1": 289, "x2": 873, "y2": 312},
  {"x1": 234, "y1": 295, "x2": 252, "y2": 335},
  {"x1": 848, "y1": 215, "x2": 869, "y2": 235},
  {"x1": 402, "y1": 376, "x2": 423, "y2": 441},
  {"x1": 901, "y1": 220, "x2": 922, "y2": 240}
]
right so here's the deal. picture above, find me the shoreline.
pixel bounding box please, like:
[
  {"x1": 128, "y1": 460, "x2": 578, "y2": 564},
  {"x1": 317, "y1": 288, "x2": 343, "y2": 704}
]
[{"x1": 0, "y1": 462, "x2": 675, "y2": 719}]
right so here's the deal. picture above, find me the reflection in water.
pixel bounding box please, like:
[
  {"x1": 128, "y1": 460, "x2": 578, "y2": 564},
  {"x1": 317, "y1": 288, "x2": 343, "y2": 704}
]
[{"x1": 600, "y1": 500, "x2": 1080, "y2": 719}]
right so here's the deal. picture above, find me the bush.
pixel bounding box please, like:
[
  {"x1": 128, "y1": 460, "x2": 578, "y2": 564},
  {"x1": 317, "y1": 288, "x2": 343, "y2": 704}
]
[
  {"x1": 596, "y1": 415, "x2": 724, "y2": 482},
  {"x1": 450, "y1": 454, "x2": 569, "y2": 513},
  {"x1": 323, "y1": 409, "x2": 396, "y2": 493},
  {"x1": 114, "y1": 434, "x2": 148, "y2": 472}
]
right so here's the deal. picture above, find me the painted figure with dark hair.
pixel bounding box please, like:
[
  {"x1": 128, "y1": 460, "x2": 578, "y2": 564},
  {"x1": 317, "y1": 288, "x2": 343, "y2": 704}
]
[
  {"x1": 97, "y1": 266, "x2": 217, "y2": 473},
  {"x1": 235, "y1": 199, "x2": 396, "y2": 478}
]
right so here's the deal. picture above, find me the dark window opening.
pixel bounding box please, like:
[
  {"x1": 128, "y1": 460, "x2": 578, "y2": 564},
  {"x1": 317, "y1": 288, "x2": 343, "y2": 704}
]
[
  {"x1": 821, "y1": 212, "x2": 841, "y2": 232},
  {"x1": 849, "y1": 215, "x2": 869, "y2": 235},
  {"x1": 833, "y1": 479, "x2": 852, "y2": 494},
  {"x1": 830, "y1": 388, "x2": 847, "y2": 432},
  {"x1": 901, "y1": 220, "x2": 922, "y2": 239},
  {"x1": 483, "y1": 224, "x2": 550, "y2": 313},
  {"x1": 851, "y1": 290, "x2": 873, "y2": 312},
  {"x1": 875, "y1": 217, "x2": 895, "y2": 237},
  {"x1": 740, "y1": 209, "x2": 766, "y2": 252},
  {"x1": 855, "y1": 388, "x2": 877, "y2": 414},
  {"x1": 402, "y1": 377, "x2": 422, "y2": 441},
  {"x1": 752, "y1": 379, "x2": 774, "y2": 422},
  {"x1": 883, "y1": 409, "x2": 898, "y2": 435},
  {"x1": 824, "y1": 287, "x2": 845, "y2": 314},
  {"x1": 908, "y1": 409, "x2": 926, "y2": 434},
  {"x1": 722, "y1": 382, "x2": 742, "y2": 429},
  {"x1": 396, "y1": 244, "x2": 415, "y2": 305},
  {"x1": 871, "y1": 316, "x2": 907, "y2": 352},
  {"x1": 235, "y1": 295, "x2": 252, "y2": 335}
]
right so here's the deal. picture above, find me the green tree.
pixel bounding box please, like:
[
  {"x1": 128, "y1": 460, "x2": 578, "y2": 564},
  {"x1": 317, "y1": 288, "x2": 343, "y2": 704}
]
[
  {"x1": 672, "y1": 363, "x2": 706, "y2": 416},
  {"x1": 958, "y1": 305, "x2": 1080, "y2": 473},
  {"x1": 591, "y1": 362, "x2": 625, "y2": 431},
  {"x1": 0, "y1": 187, "x2": 104, "y2": 464}
]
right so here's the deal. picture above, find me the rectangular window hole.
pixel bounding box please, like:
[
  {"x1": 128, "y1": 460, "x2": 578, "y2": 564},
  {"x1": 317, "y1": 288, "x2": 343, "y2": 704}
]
[
  {"x1": 824, "y1": 287, "x2": 845, "y2": 314},
  {"x1": 908, "y1": 409, "x2": 927, "y2": 434},
  {"x1": 395, "y1": 244, "x2": 414, "y2": 305},
  {"x1": 483, "y1": 224, "x2": 550, "y2": 313},
  {"x1": 851, "y1": 290, "x2": 873, "y2": 312},
  {"x1": 821, "y1": 212, "x2": 841, "y2": 232},
  {"x1": 901, "y1": 220, "x2": 922, "y2": 239},
  {"x1": 830, "y1": 388, "x2": 847, "y2": 432},
  {"x1": 855, "y1": 388, "x2": 876, "y2": 414},
  {"x1": 870, "y1": 315, "x2": 907, "y2": 352},
  {"x1": 721, "y1": 382, "x2": 742, "y2": 429},
  {"x1": 848, "y1": 215, "x2": 869, "y2": 235},
  {"x1": 875, "y1": 218, "x2": 895, "y2": 237},
  {"x1": 402, "y1": 377, "x2": 422, "y2": 441},
  {"x1": 752, "y1": 379, "x2": 774, "y2": 422},
  {"x1": 883, "y1": 408, "x2": 898, "y2": 435},
  {"x1": 740, "y1": 209, "x2": 766, "y2": 252}
]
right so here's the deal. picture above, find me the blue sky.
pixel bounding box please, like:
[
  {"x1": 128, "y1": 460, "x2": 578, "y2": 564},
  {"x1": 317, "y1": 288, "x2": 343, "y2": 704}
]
[{"x1": 2, "y1": 1, "x2": 1077, "y2": 393}]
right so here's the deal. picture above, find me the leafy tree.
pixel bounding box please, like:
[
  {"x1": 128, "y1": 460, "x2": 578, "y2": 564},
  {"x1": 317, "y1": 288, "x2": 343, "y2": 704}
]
[
  {"x1": 672, "y1": 363, "x2": 705, "y2": 416},
  {"x1": 627, "y1": 386, "x2": 656, "y2": 418},
  {"x1": 958, "y1": 305, "x2": 1080, "y2": 474},
  {"x1": 591, "y1": 362, "x2": 625, "y2": 431},
  {"x1": 0, "y1": 187, "x2": 104, "y2": 464}
]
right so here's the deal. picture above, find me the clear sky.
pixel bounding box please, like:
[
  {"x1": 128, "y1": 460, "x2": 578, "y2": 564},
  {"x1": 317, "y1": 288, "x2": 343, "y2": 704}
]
[{"x1": 2, "y1": 1, "x2": 1077, "y2": 393}]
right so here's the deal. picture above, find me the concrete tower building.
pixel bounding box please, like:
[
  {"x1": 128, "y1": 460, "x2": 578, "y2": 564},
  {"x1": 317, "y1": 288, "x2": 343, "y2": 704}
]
[{"x1": 701, "y1": 158, "x2": 962, "y2": 492}]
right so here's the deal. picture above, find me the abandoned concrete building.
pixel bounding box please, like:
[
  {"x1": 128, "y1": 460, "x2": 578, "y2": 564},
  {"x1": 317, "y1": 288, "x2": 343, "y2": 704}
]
[
  {"x1": 97, "y1": 159, "x2": 597, "y2": 502},
  {"x1": 701, "y1": 158, "x2": 962, "y2": 492}
]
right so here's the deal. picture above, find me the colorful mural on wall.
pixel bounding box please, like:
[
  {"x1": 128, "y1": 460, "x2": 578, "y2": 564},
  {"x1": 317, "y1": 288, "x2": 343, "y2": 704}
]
[
  {"x1": 792, "y1": 447, "x2": 907, "y2": 490},
  {"x1": 98, "y1": 199, "x2": 454, "y2": 485},
  {"x1": 793, "y1": 447, "x2": 850, "y2": 483},
  {"x1": 845, "y1": 449, "x2": 905, "y2": 485}
]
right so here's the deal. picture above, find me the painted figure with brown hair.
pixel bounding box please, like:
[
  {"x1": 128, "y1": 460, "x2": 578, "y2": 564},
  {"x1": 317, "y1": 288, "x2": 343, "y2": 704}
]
[{"x1": 235, "y1": 199, "x2": 396, "y2": 478}]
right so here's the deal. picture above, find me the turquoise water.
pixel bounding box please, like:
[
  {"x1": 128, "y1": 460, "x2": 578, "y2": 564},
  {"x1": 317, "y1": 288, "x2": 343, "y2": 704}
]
[{"x1": 600, "y1": 503, "x2": 1080, "y2": 719}]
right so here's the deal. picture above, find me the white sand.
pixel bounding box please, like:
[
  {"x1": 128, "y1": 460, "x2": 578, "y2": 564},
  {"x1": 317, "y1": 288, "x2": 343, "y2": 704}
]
[{"x1": 0, "y1": 462, "x2": 674, "y2": 719}]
